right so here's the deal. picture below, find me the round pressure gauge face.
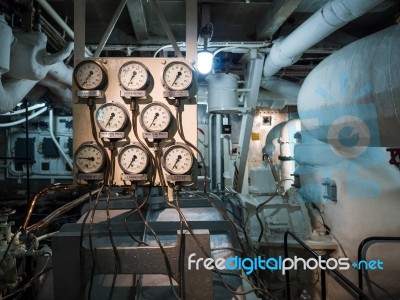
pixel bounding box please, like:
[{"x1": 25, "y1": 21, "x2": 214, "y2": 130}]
[
  {"x1": 74, "y1": 60, "x2": 108, "y2": 90},
  {"x1": 118, "y1": 61, "x2": 149, "y2": 90},
  {"x1": 118, "y1": 144, "x2": 149, "y2": 174},
  {"x1": 162, "y1": 61, "x2": 193, "y2": 91},
  {"x1": 74, "y1": 142, "x2": 105, "y2": 173},
  {"x1": 96, "y1": 102, "x2": 129, "y2": 132},
  {"x1": 162, "y1": 143, "x2": 194, "y2": 175},
  {"x1": 140, "y1": 102, "x2": 171, "y2": 132}
]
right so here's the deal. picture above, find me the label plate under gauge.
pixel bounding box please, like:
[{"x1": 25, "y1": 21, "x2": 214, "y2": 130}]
[
  {"x1": 121, "y1": 90, "x2": 146, "y2": 98},
  {"x1": 163, "y1": 90, "x2": 189, "y2": 98},
  {"x1": 76, "y1": 173, "x2": 104, "y2": 180},
  {"x1": 166, "y1": 175, "x2": 192, "y2": 182},
  {"x1": 121, "y1": 174, "x2": 148, "y2": 181},
  {"x1": 76, "y1": 90, "x2": 104, "y2": 98},
  {"x1": 100, "y1": 132, "x2": 125, "y2": 139},
  {"x1": 142, "y1": 132, "x2": 168, "y2": 139}
]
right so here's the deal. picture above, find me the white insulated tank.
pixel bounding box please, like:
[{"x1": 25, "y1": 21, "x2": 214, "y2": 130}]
[
  {"x1": 298, "y1": 25, "x2": 400, "y2": 148},
  {"x1": 207, "y1": 73, "x2": 239, "y2": 113}
]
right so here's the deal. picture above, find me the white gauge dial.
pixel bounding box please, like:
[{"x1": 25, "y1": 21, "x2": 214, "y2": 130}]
[
  {"x1": 140, "y1": 102, "x2": 171, "y2": 132},
  {"x1": 74, "y1": 143, "x2": 105, "y2": 173},
  {"x1": 96, "y1": 102, "x2": 129, "y2": 132},
  {"x1": 118, "y1": 61, "x2": 149, "y2": 90},
  {"x1": 162, "y1": 61, "x2": 193, "y2": 91},
  {"x1": 118, "y1": 144, "x2": 149, "y2": 174},
  {"x1": 162, "y1": 144, "x2": 194, "y2": 175},
  {"x1": 74, "y1": 60, "x2": 107, "y2": 90}
]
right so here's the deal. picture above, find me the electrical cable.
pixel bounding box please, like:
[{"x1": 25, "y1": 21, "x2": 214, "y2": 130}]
[
  {"x1": 88, "y1": 99, "x2": 111, "y2": 185},
  {"x1": 172, "y1": 105, "x2": 275, "y2": 299},
  {"x1": 132, "y1": 187, "x2": 181, "y2": 300},
  {"x1": 87, "y1": 185, "x2": 104, "y2": 300},
  {"x1": 105, "y1": 186, "x2": 121, "y2": 300}
]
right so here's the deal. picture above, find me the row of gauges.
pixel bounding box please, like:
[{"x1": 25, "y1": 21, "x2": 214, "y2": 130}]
[
  {"x1": 96, "y1": 101, "x2": 170, "y2": 132},
  {"x1": 73, "y1": 60, "x2": 194, "y2": 91},
  {"x1": 74, "y1": 142, "x2": 194, "y2": 176}
]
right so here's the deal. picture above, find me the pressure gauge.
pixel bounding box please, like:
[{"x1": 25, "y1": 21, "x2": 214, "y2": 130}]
[
  {"x1": 140, "y1": 102, "x2": 171, "y2": 132},
  {"x1": 118, "y1": 61, "x2": 149, "y2": 90},
  {"x1": 96, "y1": 102, "x2": 129, "y2": 132},
  {"x1": 162, "y1": 143, "x2": 194, "y2": 175},
  {"x1": 162, "y1": 61, "x2": 193, "y2": 91},
  {"x1": 118, "y1": 143, "x2": 149, "y2": 174},
  {"x1": 74, "y1": 60, "x2": 108, "y2": 90},
  {"x1": 74, "y1": 142, "x2": 105, "y2": 173}
]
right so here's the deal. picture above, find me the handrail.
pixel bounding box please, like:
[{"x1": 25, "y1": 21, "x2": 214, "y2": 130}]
[
  {"x1": 284, "y1": 231, "x2": 372, "y2": 300},
  {"x1": 357, "y1": 236, "x2": 400, "y2": 300}
]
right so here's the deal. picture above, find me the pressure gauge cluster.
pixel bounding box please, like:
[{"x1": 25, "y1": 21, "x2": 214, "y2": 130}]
[
  {"x1": 74, "y1": 142, "x2": 105, "y2": 174},
  {"x1": 140, "y1": 102, "x2": 171, "y2": 133},
  {"x1": 162, "y1": 143, "x2": 194, "y2": 175},
  {"x1": 74, "y1": 60, "x2": 108, "y2": 90},
  {"x1": 96, "y1": 102, "x2": 129, "y2": 132},
  {"x1": 162, "y1": 61, "x2": 193, "y2": 91},
  {"x1": 118, "y1": 143, "x2": 149, "y2": 174},
  {"x1": 118, "y1": 61, "x2": 150, "y2": 91}
]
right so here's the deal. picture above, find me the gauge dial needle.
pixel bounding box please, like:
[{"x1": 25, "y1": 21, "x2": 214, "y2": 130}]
[
  {"x1": 105, "y1": 113, "x2": 115, "y2": 127},
  {"x1": 129, "y1": 155, "x2": 137, "y2": 167},
  {"x1": 83, "y1": 71, "x2": 93, "y2": 85},
  {"x1": 172, "y1": 155, "x2": 182, "y2": 169},
  {"x1": 129, "y1": 71, "x2": 137, "y2": 85},
  {"x1": 150, "y1": 113, "x2": 159, "y2": 127},
  {"x1": 171, "y1": 68, "x2": 183, "y2": 86},
  {"x1": 78, "y1": 157, "x2": 95, "y2": 161}
]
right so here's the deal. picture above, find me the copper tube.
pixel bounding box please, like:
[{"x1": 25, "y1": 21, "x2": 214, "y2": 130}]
[{"x1": 22, "y1": 184, "x2": 77, "y2": 231}]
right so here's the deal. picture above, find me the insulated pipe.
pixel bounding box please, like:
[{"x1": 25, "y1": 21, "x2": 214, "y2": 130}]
[
  {"x1": 279, "y1": 119, "x2": 301, "y2": 191},
  {"x1": 35, "y1": 0, "x2": 92, "y2": 57},
  {"x1": 0, "y1": 106, "x2": 47, "y2": 127},
  {"x1": 263, "y1": 0, "x2": 384, "y2": 77},
  {"x1": 298, "y1": 25, "x2": 400, "y2": 148},
  {"x1": 0, "y1": 79, "x2": 39, "y2": 114},
  {"x1": 215, "y1": 114, "x2": 222, "y2": 188},
  {"x1": 260, "y1": 77, "x2": 300, "y2": 100},
  {"x1": 0, "y1": 14, "x2": 13, "y2": 75},
  {"x1": 49, "y1": 109, "x2": 73, "y2": 169},
  {"x1": 208, "y1": 114, "x2": 215, "y2": 190},
  {"x1": 0, "y1": 103, "x2": 46, "y2": 116}
]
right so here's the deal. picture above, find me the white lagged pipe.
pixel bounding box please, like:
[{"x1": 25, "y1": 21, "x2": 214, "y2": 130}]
[
  {"x1": 0, "y1": 106, "x2": 47, "y2": 127},
  {"x1": 0, "y1": 14, "x2": 13, "y2": 75},
  {"x1": 263, "y1": 0, "x2": 384, "y2": 77},
  {"x1": 0, "y1": 79, "x2": 39, "y2": 114},
  {"x1": 49, "y1": 109, "x2": 73, "y2": 169}
]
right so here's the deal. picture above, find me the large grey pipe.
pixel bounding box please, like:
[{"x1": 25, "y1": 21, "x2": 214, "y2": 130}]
[{"x1": 263, "y1": 0, "x2": 384, "y2": 78}]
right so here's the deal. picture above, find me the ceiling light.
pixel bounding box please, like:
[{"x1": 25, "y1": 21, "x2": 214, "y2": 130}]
[{"x1": 197, "y1": 50, "x2": 213, "y2": 74}]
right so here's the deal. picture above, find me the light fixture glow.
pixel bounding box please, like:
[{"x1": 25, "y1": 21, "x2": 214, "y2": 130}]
[{"x1": 197, "y1": 51, "x2": 214, "y2": 74}]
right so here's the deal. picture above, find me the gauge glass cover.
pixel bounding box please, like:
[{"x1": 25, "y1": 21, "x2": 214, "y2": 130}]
[
  {"x1": 74, "y1": 60, "x2": 107, "y2": 90},
  {"x1": 96, "y1": 102, "x2": 128, "y2": 132},
  {"x1": 140, "y1": 102, "x2": 171, "y2": 132},
  {"x1": 162, "y1": 61, "x2": 193, "y2": 91},
  {"x1": 119, "y1": 144, "x2": 149, "y2": 174},
  {"x1": 74, "y1": 143, "x2": 105, "y2": 173},
  {"x1": 163, "y1": 144, "x2": 193, "y2": 175},
  {"x1": 118, "y1": 61, "x2": 149, "y2": 90}
]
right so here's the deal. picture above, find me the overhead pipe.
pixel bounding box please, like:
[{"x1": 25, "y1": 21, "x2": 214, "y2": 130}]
[
  {"x1": 298, "y1": 25, "x2": 400, "y2": 148},
  {"x1": 0, "y1": 26, "x2": 73, "y2": 113},
  {"x1": 258, "y1": 77, "x2": 300, "y2": 108},
  {"x1": 35, "y1": 0, "x2": 92, "y2": 57},
  {"x1": 263, "y1": 0, "x2": 384, "y2": 77}
]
